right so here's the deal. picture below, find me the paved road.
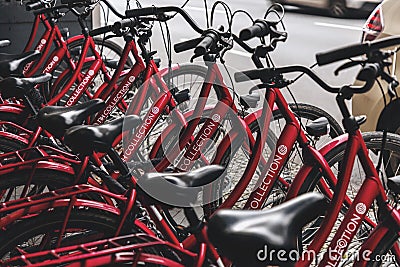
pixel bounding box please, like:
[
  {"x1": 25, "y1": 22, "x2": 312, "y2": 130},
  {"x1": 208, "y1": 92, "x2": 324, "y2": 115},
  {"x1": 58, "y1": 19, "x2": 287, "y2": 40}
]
[{"x1": 97, "y1": 0, "x2": 367, "y2": 121}]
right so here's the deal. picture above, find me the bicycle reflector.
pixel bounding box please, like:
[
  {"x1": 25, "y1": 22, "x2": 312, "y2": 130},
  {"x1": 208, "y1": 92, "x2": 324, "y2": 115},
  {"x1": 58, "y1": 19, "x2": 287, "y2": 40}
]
[{"x1": 361, "y1": 4, "x2": 384, "y2": 42}]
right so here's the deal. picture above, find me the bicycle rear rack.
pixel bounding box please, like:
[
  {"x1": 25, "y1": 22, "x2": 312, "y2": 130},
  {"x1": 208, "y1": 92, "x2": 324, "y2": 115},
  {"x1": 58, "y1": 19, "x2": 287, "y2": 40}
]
[
  {"x1": 2, "y1": 233, "x2": 196, "y2": 266},
  {"x1": 0, "y1": 120, "x2": 33, "y2": 138},
  {"x1": 0, "y1": 145, "x2": 80, "y2": 174},
  {"x1": 0, "y1": 184, "x2": 129, "y2": 230}
]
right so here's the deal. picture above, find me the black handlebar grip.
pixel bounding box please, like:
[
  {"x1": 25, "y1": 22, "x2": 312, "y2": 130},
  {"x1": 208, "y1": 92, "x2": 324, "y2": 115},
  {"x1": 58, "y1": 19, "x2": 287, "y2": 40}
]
[
  {"x1": 194, "y1": 36, "x2": 214, "y2": 56},
  {"x1": 174, "y1": 37, "x2": 202, "y2": 53},
  {"x1": 26, "y1": 1, "x2": 44, "y2": 11},
  {"x1": 125, "y1": 7, "x2": 158, "y2": 17},
  {"x1": 113, "y1": 18, "x2": 137, "y2": 31},
  {"x1": 239, "y1": 20, "x2": 270, "y2": 41},
  {"x1": 234, "y1": 69, "x2": 261, "y2": 82},
  {"x1": 316, "y1": 42, "x2": 370, "y2": 66},
  {"x1": 89, "y1": 25, "x2": 114, "y2": 37},
  {"x1": 234, "y1": 68, "x2": 278, "y2": 83},
  {"x1": 194, "y1": 31, "x2": 219, "y2": 56}
]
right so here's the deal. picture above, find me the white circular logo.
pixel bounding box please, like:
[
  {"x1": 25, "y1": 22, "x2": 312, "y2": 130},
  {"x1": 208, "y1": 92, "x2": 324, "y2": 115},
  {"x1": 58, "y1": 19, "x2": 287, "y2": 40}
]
[
  {"x1": 277, "y1": 145, "x2": 288, "y2": 155},
  {"x1": 41, "y1": 39, "x2": 47, "y2": 45},
  {"x1": 152, "y1": 107, "x2": 160, "y2": 114},
  {"x1": 53, "y1": 56, "x2": 59, "y2": 62},
  {"x1": 337, "y1": 239, "x2": 347, "y2": 249},
  {"x1": 356, "y1": 203, "x2": 367, "y2": 215},
  {"x1": 129, "y1": 76, "x2": 135, "y2": 83},
  {"x1": 88, "y1": 70, "x2": 95, "y2": 76},
  {"x1": 212, "y1": 114, "x2": 221, "y2": 122}
]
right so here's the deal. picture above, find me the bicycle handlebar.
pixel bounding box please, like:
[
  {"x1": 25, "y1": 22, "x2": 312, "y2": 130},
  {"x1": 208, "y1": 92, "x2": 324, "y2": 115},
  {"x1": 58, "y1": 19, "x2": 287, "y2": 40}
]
[
  {"x1": 239, "y1": 19, "x2": 271, "y2": 41},
  {"x1": 60, "y1": 0, "x2": 96, "y2": 5},
  {"x1": 89, "y1": 25, "x2": 114, "y2": 36},
  {"x1": 234, "y1": 64, "x2": 378, "y2": 95},
  {"x1": 33, "y1": 4, "x2": 69, "y2": 16},
  {"x1": 113, "y1": 18, "x2": 138, "y2": 32},
  {"x1": 26, "y1": 1, "x2": 44, "y2": 11},
  {"x1": 316, "y1": 36, "x2": 400, "y2": 66},
  {"x1": 174, "y1": 37, "x2": 202, "y2": 53},
  {"x1": 125, "y1": 6, "x2": 158, "y2": 17}
]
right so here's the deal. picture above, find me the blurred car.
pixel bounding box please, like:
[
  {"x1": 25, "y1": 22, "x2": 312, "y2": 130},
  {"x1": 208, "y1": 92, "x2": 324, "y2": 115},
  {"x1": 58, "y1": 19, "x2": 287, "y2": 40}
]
[
  {"x1": 352, "y1": 0, "x2": 400, "y2": 133},
  {"x1": 272, "y1": 0, "x2": 381, "y2": 17}
]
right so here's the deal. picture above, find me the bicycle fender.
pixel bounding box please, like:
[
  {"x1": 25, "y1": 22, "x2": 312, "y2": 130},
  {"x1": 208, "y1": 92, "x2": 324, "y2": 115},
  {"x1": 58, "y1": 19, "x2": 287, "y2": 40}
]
[
  {"x1": 286, "y1": 133, "x2": 349, "y2": 198},
  {"x1": 0, "y1": 131, "x2": 29, "y2": 146},
  {"x1": 158, "y1": 63, "x2": 180, "y2": 76},
  {"x1": 65, "y1": 34, "x2": 85, "y2": 45},
  {"x1": 0, "y1": 160, "x2": 75, "y2": 176},
  {"x1": 0, "y1": 104, "x2": 25, "y2": 114}
]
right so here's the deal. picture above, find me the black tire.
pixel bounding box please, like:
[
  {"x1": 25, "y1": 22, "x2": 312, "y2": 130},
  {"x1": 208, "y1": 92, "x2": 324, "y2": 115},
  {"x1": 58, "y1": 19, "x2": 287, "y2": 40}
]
[
  {"x1": 367, "y1": 231, "x2": 399, "y2": 267},
  {"x1": 0, "y1": 169, "x2": 74, "y2": 202},
  {"x1": 0, "y1": 136, "x2": 25, "y2": 153},
  {"x1": 299, "y1": 131, "x2": 400, "y2": 197},
  {"x1": 297, "y1": 131, "x2": 400, "y2": 265},
  {"x1": 0, "y1": 208, "x2": 176, "y2": 266},
  {"x1": 286, "y1": 103, "x2": 343, "y2": 138}
]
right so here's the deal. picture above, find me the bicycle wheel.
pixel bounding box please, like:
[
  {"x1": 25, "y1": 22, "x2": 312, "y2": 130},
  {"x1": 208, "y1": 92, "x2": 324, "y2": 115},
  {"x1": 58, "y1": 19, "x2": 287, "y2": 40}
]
[
  {"x1": 0, "y1": 208, "x2": 120, "y2": 260},
  {"x1": 297, "y1": 131, "x2": 400, "y2": 266},
  {"x1": 0, "y1": 169, "x2": 73, "y2": 203},
  {"x1": 367, "y1": 230, "x2": 399, "y2": 267},
  {"x1": 55, "y1": 37, "x2": 134, "y2": 82},
  {"x1": 128, "y1": 64, "x2": 210, "y2": 163},
  {"x1": 0, "y1": 207, "x2": 176, "y2": 266},
  {"x1": 211, "y1": 102, "x2": 344, "y2": 212}
]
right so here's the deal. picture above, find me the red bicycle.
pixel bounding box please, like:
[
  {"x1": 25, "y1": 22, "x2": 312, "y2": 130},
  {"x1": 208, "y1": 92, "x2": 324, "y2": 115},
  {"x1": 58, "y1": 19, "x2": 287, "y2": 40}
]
[
  {"x1": 227, "y1": 36, "x2": 400, "y2": 266},
  {"x1": 18, "y1": 0, "x2": 132, "y2": 82},
  {"x1": 0, "y1": 9, "x2": 400, "y2": 267},
  {"x1": 0, "y1": 193, "x2": 326, "y2": 267},
  {"x1": 2, "y1": 36, "x2": 398, "y2": 267}
]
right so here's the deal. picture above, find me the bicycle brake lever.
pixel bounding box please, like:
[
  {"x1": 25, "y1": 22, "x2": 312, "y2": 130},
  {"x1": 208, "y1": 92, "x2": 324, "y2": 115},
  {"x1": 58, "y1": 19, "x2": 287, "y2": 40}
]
[
  {"x1": 190, "y1": 53, "x2": 202, "y2": 63},
  {"x1": 264, "y1": 27, "x2": 287, "y2": 52},
  {"x1": 270, "y1": 27, "x2": 287, "y2": 42},
  {"x1": 334, "y1": 60, "x2": 365, "y2": 76},
  {"x1": 388, "y1": 80, "x2": 398, "y2": 98},
  {"x1": 381, "y1": 71, "x2": 399, "y2": 98}
]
